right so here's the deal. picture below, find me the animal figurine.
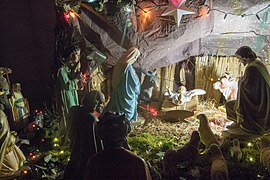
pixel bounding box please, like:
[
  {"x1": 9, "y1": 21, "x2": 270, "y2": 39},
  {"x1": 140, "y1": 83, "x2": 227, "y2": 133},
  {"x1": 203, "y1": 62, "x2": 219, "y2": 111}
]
[
  {"x1": 139, "y1": 69, "x2": 158, "y2": 103},
  {"x1": 197, "y1": 114, "x2": 219, "y2": 153},
  {"x1": 259, "y1": 137, "x2": 270, "y2": 172},
  {"x1": 230, "y1": 139, "x2": 242, "y2": 161},
  {"x1": 209, "y1": 143, "x2": 229, "y2": 180},
  {"x1": 163, "y1": 131, "x2": 201, "y2": 178},
  {"x1": 213, "y1": 73, "x2": 238, "y2": 102}
]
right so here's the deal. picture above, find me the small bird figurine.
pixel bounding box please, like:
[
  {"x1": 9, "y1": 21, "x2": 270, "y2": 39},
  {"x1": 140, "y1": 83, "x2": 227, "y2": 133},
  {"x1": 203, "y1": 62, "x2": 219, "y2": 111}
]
[
  {"x1": 209, "y1": 143, "x2": 229, "y2": 180},
  {"x1": 230, "y1": 139, "x2": 242, "y2": 161},
  {"x1": 197, "y1": 114, "x2": 219, "y2": 154},
  {"x1": 259, "y1": 137, "x2": 270, "y2": 172},
  {"x1": 163, "y1": 131, "x2": 201, "y2": 178}
]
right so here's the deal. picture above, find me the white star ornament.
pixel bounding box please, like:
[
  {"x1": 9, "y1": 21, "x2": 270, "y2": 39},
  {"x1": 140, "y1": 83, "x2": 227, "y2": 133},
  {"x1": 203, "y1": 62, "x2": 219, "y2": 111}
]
[{"x1": 161, "y1": 0, "x2": 194, "y2": 26}]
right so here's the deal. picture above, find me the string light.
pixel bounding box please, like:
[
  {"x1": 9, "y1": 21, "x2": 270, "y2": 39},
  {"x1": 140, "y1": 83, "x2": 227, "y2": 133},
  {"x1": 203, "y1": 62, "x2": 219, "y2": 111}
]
[
  {"x1": 69, "y1": 11, "x2": 76, "y2": 18},
  {"x1": 205, "y1": 4, "x2": 270, "y2": 20},
  {"x1": 256, "y1": 14, "x2": 261, "y2": 21},
  {"x1": 133, "y1": 1, "x2": 166, "y2": 14},
  {"x1": 223, "y1": 13, "x2": 227, "y2": 20},
  {"x1": 53, "y1": 138, "x2": 59, "y2": 143},
  {"x1": 135, "y1": 3, "x2": 148, "y2": 14}
]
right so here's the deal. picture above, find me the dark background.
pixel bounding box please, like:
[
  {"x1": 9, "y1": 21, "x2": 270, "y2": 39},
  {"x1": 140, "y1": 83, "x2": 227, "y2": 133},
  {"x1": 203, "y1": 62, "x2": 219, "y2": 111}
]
[{"x1": 0, "y1": 0, "x2": 56, "y2": 110}]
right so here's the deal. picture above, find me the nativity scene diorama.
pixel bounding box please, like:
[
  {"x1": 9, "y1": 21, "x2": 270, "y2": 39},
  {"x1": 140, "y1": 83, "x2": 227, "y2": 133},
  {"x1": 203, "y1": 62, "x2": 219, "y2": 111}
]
[{"x1": 1, "y1": 0, "x2": 270, "y2": 179}]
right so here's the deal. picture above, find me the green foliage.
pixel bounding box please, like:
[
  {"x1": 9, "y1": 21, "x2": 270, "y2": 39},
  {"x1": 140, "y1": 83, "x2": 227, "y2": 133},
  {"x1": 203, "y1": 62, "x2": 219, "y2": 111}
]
[
  {"x1": 128, "y1": 133, "x2": 270, "y2": 179},
  {"x1": 128, "y1": 132, "x2": 185, "y2": 175},
  {"x1": 129, "y1": 133, "x2": 182, "y2": 159},
  {"x1": 55, "y1": 0, "x2": 81, "y2": 12},
  {"x1": 222, "y1": 139, "x2": 269, "y2": 179},
  {"x1": 32, "y1": 148, "x2": 70, "y2": 179}
]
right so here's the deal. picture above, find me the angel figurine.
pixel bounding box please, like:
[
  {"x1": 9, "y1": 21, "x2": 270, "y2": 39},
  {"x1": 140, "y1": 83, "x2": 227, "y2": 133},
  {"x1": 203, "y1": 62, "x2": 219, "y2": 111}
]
[{"x1": 165, "y1": 86, "x2": 206, "y2": 109}]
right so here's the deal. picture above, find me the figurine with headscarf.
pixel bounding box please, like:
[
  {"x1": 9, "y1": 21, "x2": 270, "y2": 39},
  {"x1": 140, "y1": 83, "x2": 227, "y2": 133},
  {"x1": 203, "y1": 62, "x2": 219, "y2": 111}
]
[{"x1": 104, "y1": 47, "x2": 141, "y2": 122}]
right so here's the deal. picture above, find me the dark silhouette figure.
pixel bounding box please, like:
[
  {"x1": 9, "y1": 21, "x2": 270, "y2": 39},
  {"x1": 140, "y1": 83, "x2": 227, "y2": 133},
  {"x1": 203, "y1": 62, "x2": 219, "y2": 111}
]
[
  {"x1": 63, "y1": 90, "x2": 104, "y2": 180},
  {"x1": 84, "y1": 112, "x2": 152, "y2": 180},
  {"x1": 163, "y1": 131, "x2": 200, "y2": 179}
]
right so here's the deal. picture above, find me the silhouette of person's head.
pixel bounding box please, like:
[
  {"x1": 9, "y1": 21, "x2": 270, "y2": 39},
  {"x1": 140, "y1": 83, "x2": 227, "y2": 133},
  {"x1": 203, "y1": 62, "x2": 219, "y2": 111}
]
[
  {"x1": 82, "y1": 91, "x2": 105, "y2": 113},
  {"x1": 98, "y1": 112, "x2": 131, "y2": 148}
]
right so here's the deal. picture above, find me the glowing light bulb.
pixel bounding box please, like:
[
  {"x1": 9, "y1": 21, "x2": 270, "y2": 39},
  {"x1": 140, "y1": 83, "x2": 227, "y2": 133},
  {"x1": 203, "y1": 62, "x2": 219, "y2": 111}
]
[
  {"x1": 69, "y1": 12, "x2": 75, "y2": 18},
  {"x1": 64, "y1": 13, "x2": 70, "y2": 22},
  {"x1": 54, "y1": 143, "x2": 59, "y2": 147}
]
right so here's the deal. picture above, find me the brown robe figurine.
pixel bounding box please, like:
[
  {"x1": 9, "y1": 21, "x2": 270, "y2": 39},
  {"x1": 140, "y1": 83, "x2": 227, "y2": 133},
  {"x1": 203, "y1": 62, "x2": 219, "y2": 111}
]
[
  {"x1": 226, "y1": 46, "x2": 270, "y2": 135},
  {"x1": 0, "y1": 109, "x2": 26, "y2": 178}
]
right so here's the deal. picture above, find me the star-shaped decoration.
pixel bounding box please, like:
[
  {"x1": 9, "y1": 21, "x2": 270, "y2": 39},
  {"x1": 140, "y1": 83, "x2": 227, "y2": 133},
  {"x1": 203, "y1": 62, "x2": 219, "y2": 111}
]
[{"x1": 161, "y1": 0, "x2": 194, "y2": 26}]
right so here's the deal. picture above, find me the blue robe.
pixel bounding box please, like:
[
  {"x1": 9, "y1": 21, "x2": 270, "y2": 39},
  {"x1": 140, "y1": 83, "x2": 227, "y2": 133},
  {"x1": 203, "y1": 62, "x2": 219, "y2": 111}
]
[{"x1": 106, "y1": 65, "x2": 140, "y2": 122}]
